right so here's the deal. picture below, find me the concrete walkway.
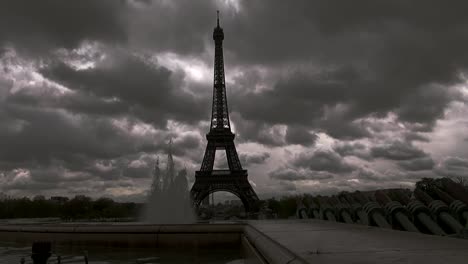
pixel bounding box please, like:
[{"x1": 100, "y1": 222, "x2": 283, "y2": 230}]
[{"x1": 248, "y1": 219, "x2": 468, "y2": 264}]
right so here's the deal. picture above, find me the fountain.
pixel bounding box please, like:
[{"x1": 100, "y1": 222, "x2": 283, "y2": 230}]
[{"x1": 141, "y1": 141, "x2": 195, "y2": 224}]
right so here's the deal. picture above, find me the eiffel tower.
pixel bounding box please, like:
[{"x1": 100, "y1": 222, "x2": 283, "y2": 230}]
[{"x1": 191, "y1": 11, "x2": 259, "y2": 213}]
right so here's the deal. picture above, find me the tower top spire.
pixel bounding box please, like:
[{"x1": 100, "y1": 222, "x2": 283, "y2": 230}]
[{"x1": 213, "y1": 11, "x2": 224, "y2": 42}]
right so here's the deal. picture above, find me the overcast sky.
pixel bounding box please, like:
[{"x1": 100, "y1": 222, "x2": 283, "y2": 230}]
[{"x1": 1, "y1": 0, "x2": 468, "y2": 201}]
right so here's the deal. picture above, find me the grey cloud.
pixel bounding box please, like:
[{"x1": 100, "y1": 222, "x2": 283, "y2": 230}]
[
  {"x1": 292, "y1": 150, "x2": 356, "y2": 174},
  {"x1": 396, "y1": 85, "x2": 456, "y2": 124},
  {"x1": 230, "y1": 68, "x2": 371, "y2": 140},
  {"x1": 173, "y1": 134, "x2": 202, "y2": 153},
  {"x1": 9, "y1": 88, "x2": 130, "y2": 118},
  {"x1": 240, "y1": 152, "x2": 270, "y2": 166},
  {"x1": 285, "y1": 126, "x2": 317, "y2": 146},
  {"x1": 224, "y1": 0, "x2": 468, "y2": 139},
  {"x1": 269, "y1": 168, "x2": 334, "y2": 182},
  {"x1": 403, "y1": 132, "x2": 430, "y2": 143},
  {"x1": 441, "y1": 156, "x2": 468, "y2": 169},
  {"x1": 370, "y1": 141, "x2": 427, "y2": 161},
  {"x1": 231, "y1": 113, "x2": 286, "y2": 146},
  {"x1": 5, "y1": 0, "x2": 467, "y2": 140},
  {"x1": 123, "y1": 166, "x2": 151, "y2": 179},
  {"x1": 356, "y1": 167, "x2": 434, "y2": 184},
  {"x1": 398, "y1": 157, "x2": 435, "y2": 171},
  {"x1": 127, "y1": 0, "x2": 217, "y2": 55},
  {"x1": 435, "y1": 157, "x2": 468, "y2": 178},
  {"x1": 40, "y1": 51, "x2": 208, "y2": 126},
  {"x1": 334, "y1": 142, "x2": 371, "y2": 160},
  {"x1": 0, "y1": 106, "x2": 143, "y2": 163},
  {"x1": 278, "y1": 181, "x2": 297, "y2": 192},
  {"x1": 357, "y1": 168, "x2": 384, "y2": 182},
  {"x1": 0, "y1": 82, "x2": 170, "y2": 186}
]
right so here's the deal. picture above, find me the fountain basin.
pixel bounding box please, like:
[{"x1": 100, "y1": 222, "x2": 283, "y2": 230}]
[
  {"x1": 3, "y1": 220, "x2": 468, "y2": 263},
  {"x1": 0, "y1": 222, "x2": 277, "y2": 263},
  {"x1": 0, "y1": 223, "x2": 244, "y2": 248}
]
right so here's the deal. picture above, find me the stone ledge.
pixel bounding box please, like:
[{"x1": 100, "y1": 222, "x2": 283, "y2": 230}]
[{"x1": 244, "y1": 225, "x2": 307, "y2": 264}]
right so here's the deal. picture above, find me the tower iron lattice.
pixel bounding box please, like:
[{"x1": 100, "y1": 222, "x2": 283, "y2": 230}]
[{"x1": 190, "y1": 11, "x2": 259, "y2": 213}]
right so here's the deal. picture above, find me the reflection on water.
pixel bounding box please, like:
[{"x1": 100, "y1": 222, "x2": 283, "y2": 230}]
[{"x1": 0, "y1": 241, "x2": 244, "y2": 264}]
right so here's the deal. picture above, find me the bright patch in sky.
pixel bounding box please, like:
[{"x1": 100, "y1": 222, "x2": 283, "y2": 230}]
[
  {"x1": 219, "y1": 0, "x2": 241, "y2": 12},
  {"x1": 55, "y1": 41, "x2": 104, "y2": 71},
  {"x1": 1, "y1": 47, "x2": 71, "y2": 94},
  {"x1": 155, "y1": 52, "x2": 211, "y2": 83}
]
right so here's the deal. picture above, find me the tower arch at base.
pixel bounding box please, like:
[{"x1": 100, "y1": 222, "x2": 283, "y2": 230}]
[
  {"x1": 194, "y1": 188, "x2": 249, "y2": 211},
  {"x1": 191, "y1": 171, "x2": 260, "y2": 214}
]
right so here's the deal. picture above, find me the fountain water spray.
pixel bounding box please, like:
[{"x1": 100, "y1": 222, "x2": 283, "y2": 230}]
[{"x1": 142, "y1": 141, "x2": 195, "y2": 224}]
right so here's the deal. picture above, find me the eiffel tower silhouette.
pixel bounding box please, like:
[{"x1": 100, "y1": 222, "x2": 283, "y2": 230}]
[{"x1": 190, "y1": 11, "x2": 259, "y2": 213}]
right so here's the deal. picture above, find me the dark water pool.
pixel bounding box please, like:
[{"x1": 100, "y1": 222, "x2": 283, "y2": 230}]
[{"x1": 0, "y1": 241, "x2": 244, "y2": 264}]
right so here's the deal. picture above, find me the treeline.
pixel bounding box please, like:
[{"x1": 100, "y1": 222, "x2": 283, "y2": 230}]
[{"x1": 0, "y1": 195, "x2": 141, "y2": 220}]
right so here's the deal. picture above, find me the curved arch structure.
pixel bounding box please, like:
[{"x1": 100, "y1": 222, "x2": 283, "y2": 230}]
[{"x1": 191, "y1": 173, "x2": 258, "y2": 212}]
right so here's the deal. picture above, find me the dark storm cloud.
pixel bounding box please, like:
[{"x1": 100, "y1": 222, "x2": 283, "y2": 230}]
[
  {"x1": 370, "y1": 141, "x2": 427, "y2": 161},
  {"x1": 334, "y1": 142, "x2": 371, "y2": 161},
  {"x1": 58, "y1": 92, "x2": 130, "y2": 117},
  {"x1": 231, "y1": 69, "x2": 350, "y2": 127},
  {"x1": 398, "y1": 157, "x2": 435, "y2": 171},
  {"x1": 230, "y1": 69, "x2": 372, "y2": 141},
  {"x1": 0, "y1": 73, "x2": 168, "y2": 180},
  {"x1": 230, "y1": 113, "x2": 286, "y2": 146},
  {"x1": 123, "y1": 166, "x2": 151, "y2": 179},
  {"x1": 40, "y1": 52, "x2": 208, "y2": 125},
  {"x1": 0, "y1": 104, "x2": 156, "y2": 164},
  {"x1": 127, "y1": 0, "x2": 217, "y2": 55},
  {"x1": 396, "y1": 85, "x2": 455, "y2": 124},
  {"x1": 1, "y1": 165, "x2": 95, "y2": 192},
  {"x1": 229, "y1": 0, "x2": 468, "y2": 69},
  {"x1": 0, "y1": 0, "x2": 126, "y2": 54},
  {"x1": 292, "y1": 150, "x2": 356, "y2": 174},
  {"x1": 442, "y1": 157, "x2": 468, "y2": 169},
  {"x1": 5, "y1": 0, "x2": 466, "y2": 139},
  {"x1": 6, "y1": 79, "x2": 131, "y2": 118},
  {"x1": 173, "y1": 134, "x2": 202, "y2": 152},
  {"x1": 316, "y1": 118, "x2": 371, "y2": 140},
  {"x1": 224, "y1": 0, "x2": 467, "y2": 139},
  {"x1": 2, "y1": 0, "x2": 468, "y2": 198},
  {"x1": 403, "y1": 132, "x2": 430, "y2": 143},
  {"x1": 277, "y1": 181, "x2": 297, "y2": 192},
  {"x1": 285, "y1": 126, "x2": 317, "y2": 146},
  {"x1": 357, "y1": 168, "x2": 383, "y2": 182}
]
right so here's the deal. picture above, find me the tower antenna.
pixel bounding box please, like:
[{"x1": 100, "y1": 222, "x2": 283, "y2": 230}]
[{"x1": 217, "y1": 10, "x2": 220, "y2": 27}]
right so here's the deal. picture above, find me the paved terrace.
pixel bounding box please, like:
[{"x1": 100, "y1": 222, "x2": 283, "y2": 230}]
[{"x1": 247, "y1": 219, "x2": 468, "y2": 264}]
